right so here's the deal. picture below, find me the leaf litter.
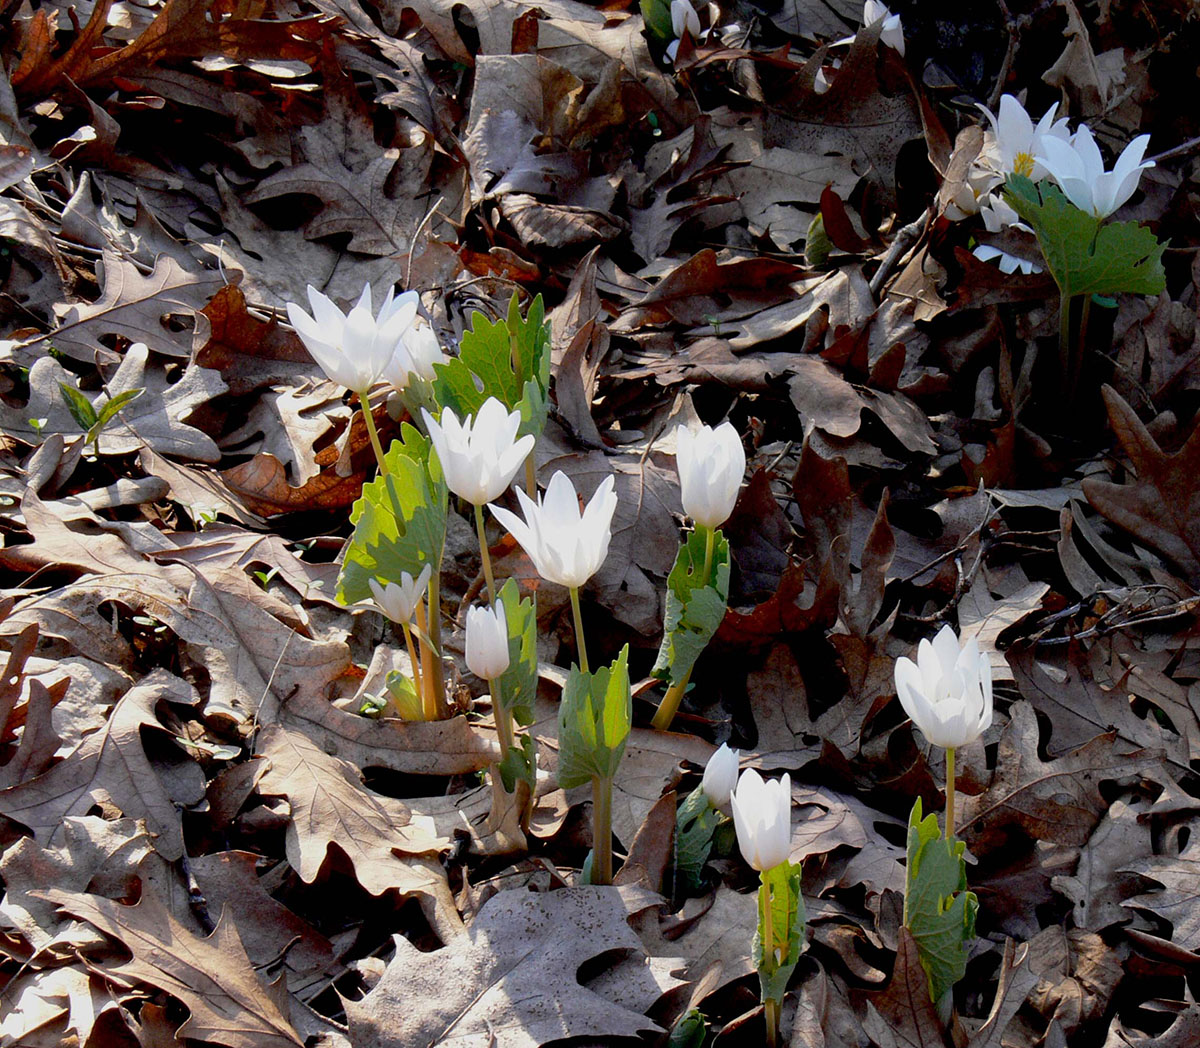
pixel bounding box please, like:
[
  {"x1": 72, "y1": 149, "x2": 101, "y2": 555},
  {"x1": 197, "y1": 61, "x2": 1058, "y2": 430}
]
[{"x1": 1, "y1": 0, "x2": 1200, "y2": 1045}]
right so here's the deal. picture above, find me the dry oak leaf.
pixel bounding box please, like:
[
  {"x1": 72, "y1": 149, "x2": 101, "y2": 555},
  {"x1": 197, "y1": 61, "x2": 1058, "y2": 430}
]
[
  {"x1": 1122, "y1": 834, "x2": 1200, "y2": 955},
  {"x1": 956, "y1": 700, "x2": 1163, "y2": 855},
  {"x1": 1083, "y1": 385, "x2": 1200, "y2": 583},
  {"x1": 0, "y1": 670, "x2": 199, "y2": 860},
  {"x1": 862, "y1": 927, "x2": 944, "y2": 1048},
  {"x1": 10, "y1": 248, "x2": 224, "y2": 364},
  {"x1": 0, "y1": 345, "x2": 227, "y2": 461},
  {"x1": 37, "y1": 887, "x2": 303, "y2": 1048},
  {"x1": 344, "y1": 885, "x2": 677, "y2": 1048},
  {"x1": 255, "y1": 723, "x2": 461, "y2": 941}
]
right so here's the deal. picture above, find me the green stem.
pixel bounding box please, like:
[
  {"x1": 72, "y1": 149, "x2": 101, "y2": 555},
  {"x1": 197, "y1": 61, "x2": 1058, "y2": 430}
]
[
  {"x1": 945, "y1": 746, "x2": 956, "y2": 841},
  {"x1": 1058, "y1": 294, "x2": 1074, "y2": 406},
  {"x1": 414, "y1": 600, "x2": 438, "y2": 722},
  {"x1": 474, "y1": 502, "x2": 496, "y2": 604},
  {"x1": 651, "y1": 671, "x2": 691, "y2": 732},
  {"x1": 764, "y1": 997, "x2": 779, "y2": 1048},
  {"x1": 592, "y1": 775, "x2": 613, "y2": 885},
  {"x1": 760, "y1": 872, "x2": 778, "y2": 1048},
  {"x1": 358, "y1": 395, "x2": 388, "y2": 477},
  {"x1": 1075, "y1": 293, "x2": 1092, "y2": 401},
  {"x1": 650, "y1": 527, "x2": 716, "y2": 731},
  {"x1": 400, "y1": 621, "x2": 423, "y2": 710},
  {"x1": 490, "y1": 678, "x2": 512, "y2": 759},
  {"x1": 426, "y1": 565, "x2": 446, "y2": 718},
  {"x1": 569, "y1": 586, "x2": 589, "y2": 674},
  {"x1": 524, "y1": 454, "x2": 537, "y2": 499}
]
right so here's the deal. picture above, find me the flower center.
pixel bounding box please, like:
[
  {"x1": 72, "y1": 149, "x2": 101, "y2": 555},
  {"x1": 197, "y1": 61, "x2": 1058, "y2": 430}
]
[{"x1": 1012, "y1": 151, "x2": 1035, "y2": 178}]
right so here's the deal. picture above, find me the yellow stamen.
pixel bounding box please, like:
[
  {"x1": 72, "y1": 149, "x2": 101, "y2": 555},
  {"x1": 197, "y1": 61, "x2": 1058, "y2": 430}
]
[{"x1": 1013, "y1": 152, "x2": 1034, "y2": 178}]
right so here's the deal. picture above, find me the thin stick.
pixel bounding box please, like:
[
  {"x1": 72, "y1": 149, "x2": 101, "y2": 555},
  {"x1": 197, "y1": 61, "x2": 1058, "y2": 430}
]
[{"x1": 1058, "y1": 294, "x2": 1073, "y2": 404}]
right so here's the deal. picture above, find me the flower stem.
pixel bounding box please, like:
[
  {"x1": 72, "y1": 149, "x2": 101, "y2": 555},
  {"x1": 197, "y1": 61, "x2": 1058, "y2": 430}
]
[
  {"x1": 764, "y1": 998, "x2": 779, "y2": 1048},
  {"x1": 358, "y1": 395, "x2": 388, "y2": 477},
  {"x1": 945, "y1": 746, "x2": 956, "y2": 841},
  {"x1": 524, "y1": 454, "x2": 537, "y2": 499},
  {"x1": 400, "y1": 621, "x2": 423, "y2": 709},
  {"x1": 473, "y1": 502, "x2": 496, "y2": 604},
  {"x1": 414, "y1": 600, "x2": 439, "y2": 721},
  {"x1": 591, "y1": 775, "x2": 613, "y2": 885},
  {"x1": 760, "y1": 872, "x2": 778, "y2": 1048},
  {"x1": 1074, "y1": 293, "x2": 1093, "y2": 403},
  {"x1": 651, "y1": 672, "x2": 690, "y2": 732},
  {"x1": 427, "y1": 552, "x2": 446, "y2": 717},
  {"x1": 650, "y1": 527, "x2": 716, "y2": 731},
  {"x1": 569, "y1": 586, "x2": 589, "y2": 674},
  {"x1": 701, "y1": 525, "x2": 715, "y2": 586},
  {"x1": 1058, "y1": 294, "x2": 1073, "y2": 405},
  {"x1": 490, "y1": 678, "x2": 512, "y2": 759}
]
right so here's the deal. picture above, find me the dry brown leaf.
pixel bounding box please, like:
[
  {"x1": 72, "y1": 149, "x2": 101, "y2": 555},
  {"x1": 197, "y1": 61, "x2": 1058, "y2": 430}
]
[
  {"x1": 1083, "y1": 385, "x2": 1200, "y2": 583},
  {"x1": 956, "y1": 700, "x2": 1164, "y2": 855},
  {"x1": 862, "y1": 927, "x2": 944, "y2": 1048},
  {"x1": 255, "y1": 723, "x2": 460, "y2": 939},
  {"x1": 39, "y1": 887, "x2": 304, "y2": 1048},
  {"x1": 7, "y1": 248, "x2": 224, "y2": 365},
  {"x1": 344, "y1": 885, "x2": 679, "y2": 1047},
  {"x1": 0, "y1": 345, "x2": 227, "y2": 461},
  {"x1": 0, "y1": 670, "x2": 198, "y2": 859}
]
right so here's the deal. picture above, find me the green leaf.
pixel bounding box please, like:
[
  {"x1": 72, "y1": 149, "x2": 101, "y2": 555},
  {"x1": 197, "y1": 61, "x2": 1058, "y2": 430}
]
[
  {"x1": 675, "y1": 785, "x2": 722, "y2": 890},
  {"x1": 430, "y1": 293, "x2": 550, "y2": 441},
  {"x1": 903, "y1": 798, "x2": 978, "y2": 1009},
  {"x1": 382, "y1": 670, "x2": 425, "y2": 721},
  {"x1": 495, "y1": 577, "x2": 537, "y2": 727},
  {"x1": 641, "y1": 0, "x2": 673, "y2": 41},
  {"x1": 58, "y1": 381, "x2": 98, "y2": 431},
  {"x1": 557, "y1": 646, "x2": 631, "y2": 789},
  {"x1": 667, "y1": 1008, "x2": 707, "y2": 1048},
  {"x1": 95, "y1": 387, "x2": 145, "y2": 429},
  {"x1": 498, "y1": 732, "x2": 536, "y2": 793},
  {"x1": 652, "y1": 527, "x2": 730, "y2": 685},
  {"x1": 1003, "y1": 175, "x2": 1165, "y2": 299},
  {"x1": 755, "y1": 861, "x2": 806, "y2": 1006},
  {"x1": 804, "y1": 213, "x2": 832, "y2": 269},
  {"x1": 337, "y1": 423, "x2": 448, "y2": 606}
]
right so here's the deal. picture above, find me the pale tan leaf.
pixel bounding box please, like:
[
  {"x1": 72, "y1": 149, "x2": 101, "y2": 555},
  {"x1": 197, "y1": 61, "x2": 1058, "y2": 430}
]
[{"x1": 39, "y1": 888, "x2": 304, "y2": 1048}]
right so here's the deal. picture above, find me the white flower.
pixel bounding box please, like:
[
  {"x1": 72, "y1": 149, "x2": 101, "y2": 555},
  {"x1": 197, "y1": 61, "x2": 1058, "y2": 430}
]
[
  {"x1": 972, "y1": 194, "x2": 1042, "y2": 274},
  {"x1": 864, "y1": 0, "x2": 904, "y2": 55},
  {"x1": 465, "y1": 599, "x2": 509, "y2": 680},
  {"x1": 287, "y1": 284, "x2": 417, "y2": 393},
  {"x1": 702, "y1": 743, "x2": 740, "y2": 808},
  {"x1": 421, "y1": 398, "x2": 535, "y2": 507},
  {"x1": 972, "y1": 244, "x2": 1042, "y2": 275},
  {"x1": 676, "y1": 421, "x2": 745, "y2": 530},
  {"x1": 671, "y1": 0, "x2": 700, "y2": 38},
  {"x1": 893, "y1": 624, "x2": 993, "y2": 750},
  {"x1": 384, "y1": 319, "x2": 444, "y2": 389},
  {"x1": 1036, "y1": 124, "x2": 1154, "y2": 219},
  {"x1": 490, "y1": 470, "x2": 618, "y2": 590},
  {"x1": 730, "y1": 768, "x2": 791, "y2": 872},
  {"x1": 978, "y1": 95, "x2": 1072, "y2": 182},
  {"x1": 367, "y1": 565, "x2": 432, "y2": 624}
]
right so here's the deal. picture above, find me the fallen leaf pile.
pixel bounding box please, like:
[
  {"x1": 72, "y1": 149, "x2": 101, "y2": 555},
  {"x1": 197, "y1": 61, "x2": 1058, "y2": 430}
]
[{"x1": 2, "y1": 0, "x2": 1200, "y2": 1045}]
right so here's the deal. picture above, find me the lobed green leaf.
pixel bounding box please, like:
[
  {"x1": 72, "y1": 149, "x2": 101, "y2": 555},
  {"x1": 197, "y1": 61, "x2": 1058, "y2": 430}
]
[
  {"x1": 1003, "y1": 175, "x2": 1165, "y2": 300},
  {"x1": 652, "y1": 527, "x2": 731, "y2": 685},
  {"x1": 903, "y1": 798, "x2": 978, "y2": 1010},
  {"x1": 557, "y1": 646, "x2": 631, "y2": 788}
]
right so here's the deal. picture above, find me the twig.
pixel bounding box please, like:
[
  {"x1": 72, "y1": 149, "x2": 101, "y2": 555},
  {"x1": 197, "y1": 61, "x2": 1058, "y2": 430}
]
[
  {"x1": 868, "y1": 208, "x2": 930, "y2": 300},
  {"x1": 1148, "y1": 136, "x2": 1200, "y2": 165}
]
